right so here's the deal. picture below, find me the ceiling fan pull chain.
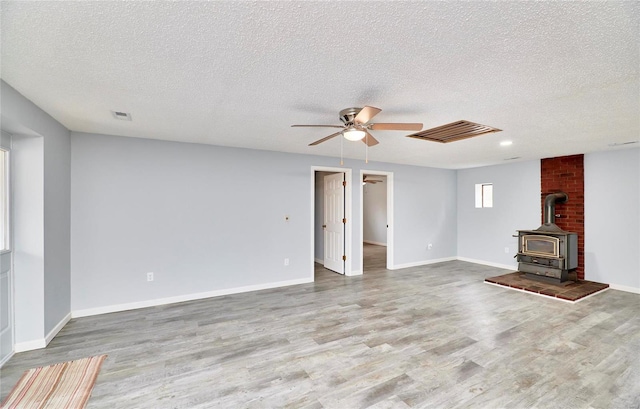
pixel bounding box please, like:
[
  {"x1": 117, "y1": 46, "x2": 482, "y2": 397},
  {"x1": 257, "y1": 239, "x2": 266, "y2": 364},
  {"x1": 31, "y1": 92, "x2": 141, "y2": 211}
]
[{"x1": 365, "y1": 134, "x2": 369, "y2": 163}]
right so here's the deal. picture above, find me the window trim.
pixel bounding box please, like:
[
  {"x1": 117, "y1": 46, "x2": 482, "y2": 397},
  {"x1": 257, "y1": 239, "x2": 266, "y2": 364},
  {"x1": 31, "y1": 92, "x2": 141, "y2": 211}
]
[{"x1": 475, "y1": 183, "x2": 493, "y2": 208}]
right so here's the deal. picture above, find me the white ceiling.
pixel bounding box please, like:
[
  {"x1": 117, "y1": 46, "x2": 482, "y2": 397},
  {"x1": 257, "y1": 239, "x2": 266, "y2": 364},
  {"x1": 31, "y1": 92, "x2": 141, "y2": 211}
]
[{"x1": 1, "y1": 1, "x2": 638, "y2": 169}]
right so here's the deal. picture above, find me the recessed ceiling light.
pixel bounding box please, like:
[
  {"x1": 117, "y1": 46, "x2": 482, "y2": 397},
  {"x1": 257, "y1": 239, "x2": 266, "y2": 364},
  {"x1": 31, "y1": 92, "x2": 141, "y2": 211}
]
[
  {"x1": 500, "y1": 140, "x2": 512, "y2": 146},
  {"x1": 111, "y1": 111, "x2": 132, "y2": 121}
]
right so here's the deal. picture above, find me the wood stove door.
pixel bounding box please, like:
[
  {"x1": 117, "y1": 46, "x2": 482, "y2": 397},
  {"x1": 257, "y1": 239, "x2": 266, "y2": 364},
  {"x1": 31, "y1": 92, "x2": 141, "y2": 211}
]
[{"x1": 521, "y1": 235, "x2": 559, "y2": 258}]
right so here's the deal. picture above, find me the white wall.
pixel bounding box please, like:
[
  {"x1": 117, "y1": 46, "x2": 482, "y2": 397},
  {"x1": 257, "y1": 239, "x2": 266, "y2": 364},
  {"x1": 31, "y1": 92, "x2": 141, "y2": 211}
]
[
  {"x1": 363, "y1": 177, "x2": 387, "y2": 245},
  {"x1": 457, "y1": 160, "x2": 541, "y2": 269},
  {"x1": 71, "y1": 132, "x2": 459, "y2": 312},
  {"x1": 584, "y1": 148, "x2": 640, "y2": 292}
]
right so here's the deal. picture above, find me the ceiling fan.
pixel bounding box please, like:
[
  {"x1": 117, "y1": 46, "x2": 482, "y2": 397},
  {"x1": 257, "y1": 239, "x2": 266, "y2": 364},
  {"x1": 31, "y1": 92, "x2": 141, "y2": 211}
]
[
  {"x1": 363, "y1": 176, "x2": 383, "y2": 184},
  {"x1": 292, "y1": 106, "x2": 423, "y2": 146}
]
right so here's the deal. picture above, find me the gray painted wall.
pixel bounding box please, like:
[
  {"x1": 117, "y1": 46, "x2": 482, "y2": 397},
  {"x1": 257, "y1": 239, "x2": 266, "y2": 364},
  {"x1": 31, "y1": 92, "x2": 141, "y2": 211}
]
[
  {"x1": 584, "y1": 148, "x2": 640, "y2": 290},
  {"x1": 363, "y1": 177, "x2": 387, "y2": 245},
  {"x1": 71, "y1": 132, "x2": 459, "y2": 310},
  {"x1": 457, "y1": 160, "x2": 541, "y2": 268},
  {"x1": 394, "y1": 166, "x2": 457, "y2": 264},
  {"x1": 1, "y1": 80, "x2": 71, "y2": 344},
  {"x1": 71, "y1": 133, "x2": 313, "y2": 310},
  {"x1": 12, "y1": 135, "x2": 45, "y2": 344},
  {"x1": 43, "y1": 111, "x2": 71, "y2": 333}
]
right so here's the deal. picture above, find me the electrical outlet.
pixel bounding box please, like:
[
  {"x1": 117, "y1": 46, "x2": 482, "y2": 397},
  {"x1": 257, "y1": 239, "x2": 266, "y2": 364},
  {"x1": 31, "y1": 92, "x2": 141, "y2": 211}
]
[
  {"x1": 504, "y1": 247, "x2": 510, "y2": 254},
  {"x1": 428, "y1": 243, "x2": 433, "y2": 250},
  {"x1": 284, "y1": 258, "x2": 290, "y2": 266},
  {"x1": 147, "y1": 272, "x2": 154, "y2": 282}
]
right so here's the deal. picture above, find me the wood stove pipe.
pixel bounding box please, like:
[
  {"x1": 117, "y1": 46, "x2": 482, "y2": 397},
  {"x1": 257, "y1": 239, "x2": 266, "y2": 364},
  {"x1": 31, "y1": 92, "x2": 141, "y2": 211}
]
[{"x1": 543, "y1": 192, "x2": 568, "y2": 227}]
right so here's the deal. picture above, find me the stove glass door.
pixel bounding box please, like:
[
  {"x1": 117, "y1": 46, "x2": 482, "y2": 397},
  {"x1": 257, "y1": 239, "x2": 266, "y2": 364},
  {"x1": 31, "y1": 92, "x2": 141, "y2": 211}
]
[{"x1": 522, "y1": 235, "x2": 559, "y2": 257}]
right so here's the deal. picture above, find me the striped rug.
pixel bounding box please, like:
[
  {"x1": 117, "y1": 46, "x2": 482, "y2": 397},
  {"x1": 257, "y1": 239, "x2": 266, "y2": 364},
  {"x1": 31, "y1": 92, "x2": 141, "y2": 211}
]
[{"x1": 1, "y1": 355, "x2": 107, "y2": 409}]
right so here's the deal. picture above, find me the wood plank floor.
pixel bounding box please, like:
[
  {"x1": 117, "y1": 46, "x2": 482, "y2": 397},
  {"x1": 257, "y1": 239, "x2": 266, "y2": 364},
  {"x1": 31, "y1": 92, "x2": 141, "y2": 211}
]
[{"x1": 2, "y1": 244, "x2": 639, "y2": 408}]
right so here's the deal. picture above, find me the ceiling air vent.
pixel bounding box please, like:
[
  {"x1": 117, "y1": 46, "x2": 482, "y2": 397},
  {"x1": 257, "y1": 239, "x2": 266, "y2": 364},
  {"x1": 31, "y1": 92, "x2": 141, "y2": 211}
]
[
  {"x1": 608, "y1": 141, "x2": 638, "y2": 147},
  {"x1": 111, "y1": 111, "x2": 132, "y2": 121},
  {"x1": 407, "y1": 120, "x2": 501, "y2": 143}
]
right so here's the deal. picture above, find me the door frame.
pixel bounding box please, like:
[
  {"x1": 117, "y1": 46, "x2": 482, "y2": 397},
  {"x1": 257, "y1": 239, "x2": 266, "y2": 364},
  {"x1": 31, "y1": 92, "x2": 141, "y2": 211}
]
[
  {"x1": 310, "y1": 166, "x2": 353, "y2": 279},
  {"x1": 360, "y1": 169, "x2": 394, "y2": 271}
]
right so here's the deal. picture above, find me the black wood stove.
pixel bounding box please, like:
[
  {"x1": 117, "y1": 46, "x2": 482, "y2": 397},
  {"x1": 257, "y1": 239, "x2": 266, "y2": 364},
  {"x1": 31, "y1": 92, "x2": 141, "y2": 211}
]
[{"x1": 516, "y1": 192, "x2": 578, "y2": 283}]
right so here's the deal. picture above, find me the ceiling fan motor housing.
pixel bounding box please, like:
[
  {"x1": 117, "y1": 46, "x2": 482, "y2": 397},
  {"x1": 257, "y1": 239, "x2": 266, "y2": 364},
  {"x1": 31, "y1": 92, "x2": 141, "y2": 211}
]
[{"x1": 339, "y1": 107, "x2": 363, "y2": 126}]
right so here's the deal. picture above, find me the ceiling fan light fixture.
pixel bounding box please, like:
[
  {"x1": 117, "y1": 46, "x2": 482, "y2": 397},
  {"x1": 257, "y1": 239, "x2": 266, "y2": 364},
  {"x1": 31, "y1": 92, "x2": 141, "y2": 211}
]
[{"x1": 343, "y1": 128, "x2": 366, "y2": 141}]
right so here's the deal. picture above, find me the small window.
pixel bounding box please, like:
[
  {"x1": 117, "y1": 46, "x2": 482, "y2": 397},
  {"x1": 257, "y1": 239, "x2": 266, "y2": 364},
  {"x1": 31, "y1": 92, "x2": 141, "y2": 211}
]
[{"x1": 475, "y1": 183, "x2": 493, "y2": 208}]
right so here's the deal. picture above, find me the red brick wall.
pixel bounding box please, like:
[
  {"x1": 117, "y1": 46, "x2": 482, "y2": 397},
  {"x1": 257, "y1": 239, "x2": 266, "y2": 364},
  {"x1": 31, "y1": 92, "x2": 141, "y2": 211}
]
[{"x1": 540, "y1": 154, "x2": 584, "y2": 280}]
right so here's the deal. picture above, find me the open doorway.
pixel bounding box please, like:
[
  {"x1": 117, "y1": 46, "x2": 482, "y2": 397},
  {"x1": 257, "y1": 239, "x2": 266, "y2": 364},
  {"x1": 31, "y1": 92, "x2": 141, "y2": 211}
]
[
  {"x1": 360, "y1": 170, "x2": 394, "y2": 273},
  {"x1": 310, "y1": 166, "x2": 353, "y2": 280}
]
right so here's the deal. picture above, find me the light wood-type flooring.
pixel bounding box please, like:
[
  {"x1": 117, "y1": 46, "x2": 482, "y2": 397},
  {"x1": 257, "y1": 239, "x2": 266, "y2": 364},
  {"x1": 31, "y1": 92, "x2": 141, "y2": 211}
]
[{"x1": 2, "y1": 244, "x2": 639, "y2": 408}]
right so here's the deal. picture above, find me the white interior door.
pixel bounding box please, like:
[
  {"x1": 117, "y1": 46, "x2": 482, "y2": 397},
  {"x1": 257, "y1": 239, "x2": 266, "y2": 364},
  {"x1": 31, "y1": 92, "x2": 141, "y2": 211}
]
[
  {"x1": 0, "y1": 141, "x2": 12, "y2": 366},
  {"x1": 323, "y1": 173, "x2": 345, "y2": 274}
]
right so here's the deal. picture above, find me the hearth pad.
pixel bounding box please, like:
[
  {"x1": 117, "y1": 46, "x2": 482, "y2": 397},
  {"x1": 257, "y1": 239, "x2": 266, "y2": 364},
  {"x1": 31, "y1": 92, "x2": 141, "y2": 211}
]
[{"x1": 485, "y1": 272, "x2": 609, "y2": 302}]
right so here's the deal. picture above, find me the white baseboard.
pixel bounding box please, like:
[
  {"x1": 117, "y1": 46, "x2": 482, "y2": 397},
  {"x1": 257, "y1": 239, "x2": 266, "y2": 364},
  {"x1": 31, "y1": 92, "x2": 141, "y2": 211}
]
[
  {"x1": 0, "y1": 351, "x2": 14, "y2": 367},
  {"x1": 72, "y1": 277, "x2": 313, "y2": 318},
  {"x1": 15, "y1": 338, "x2": 46, "y2": 353},
  {"x1": 363, "y1": 240, "x2": 387, "y2": 247},
  {"x1": 46, "y1": 312, "x2": 71, "y2": 345},
  {"x1": 609, "y1": 283, "x2": 640, "y2": 294},
  {"x1": 390, "y1": 257, "x2": 457, "y2": 270},
  {"x1": 456, "y1": 257, "x2": 516, "y2": 271},
  {"x1": 314, "y1": 258, "x2": 323, "y2": 264},
  {"x1": 14, "y1": 312, "x2": 72, "y2": 353}
]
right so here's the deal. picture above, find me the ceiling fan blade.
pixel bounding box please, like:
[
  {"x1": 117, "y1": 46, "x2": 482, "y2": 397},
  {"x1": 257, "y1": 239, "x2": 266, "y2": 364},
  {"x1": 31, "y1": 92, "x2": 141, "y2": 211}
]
[
  {"x1": 362, "y1": 130, "x2": 379, "y2": 147},
  {"x1": 309, "y1": 131, "x2": 342, "y2": 146},
  {"x1": 369, "y1": 123, "x2": 423, "y2": 131},
  {"x1": 354, "y1": 106, "x2": 382, "y2": 124},
  {"x1": 292, "y1": 124, "x2": 344, "y2": 128}
]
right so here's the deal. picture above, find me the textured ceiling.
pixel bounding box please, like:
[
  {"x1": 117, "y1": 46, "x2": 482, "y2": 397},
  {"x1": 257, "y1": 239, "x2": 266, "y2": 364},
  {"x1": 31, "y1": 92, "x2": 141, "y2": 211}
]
[{"x1": 1, "y1": 1, "x2": 638, "y2": 169}]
